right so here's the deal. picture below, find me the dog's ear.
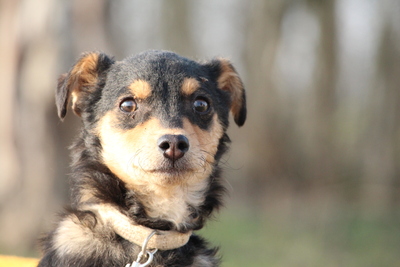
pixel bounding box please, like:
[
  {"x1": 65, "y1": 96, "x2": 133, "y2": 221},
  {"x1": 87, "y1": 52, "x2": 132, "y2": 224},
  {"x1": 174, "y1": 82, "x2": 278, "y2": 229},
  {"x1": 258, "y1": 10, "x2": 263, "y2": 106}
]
[
  {"x1": 205, "y1": 58, "x2": 247, "y2": 127},
  {"x1": 56, "y1": 52, "x2": 114, "y2": 120}
]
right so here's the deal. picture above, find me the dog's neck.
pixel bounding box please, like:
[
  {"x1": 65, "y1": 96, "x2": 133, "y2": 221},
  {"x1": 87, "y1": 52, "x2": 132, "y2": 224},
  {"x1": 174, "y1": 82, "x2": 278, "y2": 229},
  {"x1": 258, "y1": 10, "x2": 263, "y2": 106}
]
[
  {"x1": 84, "y1": 203, "x2": 192, "y2": 250},
  {"x1": 127, "y1": 178, "x2": 209, "y2": 231},
  {"x1": 72, "y1": 165, "x2": 212, "y2": 232}
]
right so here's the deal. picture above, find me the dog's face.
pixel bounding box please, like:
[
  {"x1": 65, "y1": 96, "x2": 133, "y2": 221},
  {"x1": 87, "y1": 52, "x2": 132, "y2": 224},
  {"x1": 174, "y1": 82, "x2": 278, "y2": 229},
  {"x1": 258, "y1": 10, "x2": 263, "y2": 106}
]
[{"x1": 56, "y1": 51, "x2": 246, "y2": 190}]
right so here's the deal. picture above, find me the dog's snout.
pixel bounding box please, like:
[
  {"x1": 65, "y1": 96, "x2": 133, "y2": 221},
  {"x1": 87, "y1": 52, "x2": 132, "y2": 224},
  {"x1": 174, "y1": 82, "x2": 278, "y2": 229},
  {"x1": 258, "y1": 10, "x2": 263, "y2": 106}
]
[{"x1": 158, "y1": 134, "x2": 189, "y2": 161}]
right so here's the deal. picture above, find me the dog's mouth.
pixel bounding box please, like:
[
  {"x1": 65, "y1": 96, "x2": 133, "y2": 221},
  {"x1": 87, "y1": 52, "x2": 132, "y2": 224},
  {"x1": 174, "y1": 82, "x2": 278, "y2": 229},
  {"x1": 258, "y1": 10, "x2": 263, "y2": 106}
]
[
  {"x1": 147, "y1": 166, "x2": 194, "y2": 175},
  {"x1": 133, "y1": 158, "x2": 197, "y2": 175}
]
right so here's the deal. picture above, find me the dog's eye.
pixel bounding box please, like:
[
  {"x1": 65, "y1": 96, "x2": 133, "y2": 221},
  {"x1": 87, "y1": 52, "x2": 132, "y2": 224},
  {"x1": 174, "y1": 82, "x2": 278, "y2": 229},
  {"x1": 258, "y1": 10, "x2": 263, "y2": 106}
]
[
  {"x1": 120, "y1": 98, "x2": 137, "y2": 113},
  {"x1": 193, "y1": 98, "x2": 210, "y2": 114}
]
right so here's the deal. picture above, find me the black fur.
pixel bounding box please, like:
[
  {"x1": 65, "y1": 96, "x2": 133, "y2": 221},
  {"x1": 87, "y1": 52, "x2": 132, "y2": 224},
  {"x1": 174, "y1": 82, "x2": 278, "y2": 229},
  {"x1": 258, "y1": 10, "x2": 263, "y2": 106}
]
[{"x1": 39, "y1": 50, "x2": 245, "y2": 267}]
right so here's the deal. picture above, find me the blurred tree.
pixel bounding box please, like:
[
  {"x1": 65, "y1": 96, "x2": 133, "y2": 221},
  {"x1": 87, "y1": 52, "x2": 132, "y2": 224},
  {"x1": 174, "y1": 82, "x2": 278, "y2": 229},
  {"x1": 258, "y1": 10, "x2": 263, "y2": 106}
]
[
  {"x1": 308, "y1": 0, "x2": 337, "y2": 185},
  {"x1": 242, "y1": 0, "x2": 287, "y2": 204},
  {"x1": 361, "y1": 14, "x2": 400, "y2": 215},
  {"x1": 161, "y1": 0, "x2": 195, "y2": 57},
  {"x1": 0, "y1": 0, "x2": 61, "y2": 254},
  {"x1": 0, "y1": 0, "x2": 20, "y2": 207}
]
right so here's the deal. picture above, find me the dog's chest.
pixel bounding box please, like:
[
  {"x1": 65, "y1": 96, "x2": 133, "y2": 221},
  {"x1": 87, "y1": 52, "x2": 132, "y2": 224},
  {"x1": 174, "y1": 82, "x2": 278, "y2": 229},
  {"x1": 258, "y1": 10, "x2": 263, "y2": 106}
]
[{"x1": 136, "y1": 180, "x2": 208, "y2": 228}]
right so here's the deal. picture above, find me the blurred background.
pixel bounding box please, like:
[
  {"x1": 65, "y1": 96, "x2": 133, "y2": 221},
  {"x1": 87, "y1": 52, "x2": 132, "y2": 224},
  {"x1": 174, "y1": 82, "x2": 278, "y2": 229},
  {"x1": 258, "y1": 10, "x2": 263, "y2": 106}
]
[{"x1": 1, "y1": 0, "x2": 400, "y2": 266}]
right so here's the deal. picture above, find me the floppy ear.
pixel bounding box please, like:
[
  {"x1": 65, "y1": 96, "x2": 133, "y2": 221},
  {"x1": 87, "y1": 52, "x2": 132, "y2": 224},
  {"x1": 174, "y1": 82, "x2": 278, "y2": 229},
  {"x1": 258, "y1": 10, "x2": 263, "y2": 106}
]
[
  {"x1": 205, "y1": 58, "x2": 247, "y2": 127},
  {"x1": 56, "y1": 52, "x2": 114, "y2": 120}
]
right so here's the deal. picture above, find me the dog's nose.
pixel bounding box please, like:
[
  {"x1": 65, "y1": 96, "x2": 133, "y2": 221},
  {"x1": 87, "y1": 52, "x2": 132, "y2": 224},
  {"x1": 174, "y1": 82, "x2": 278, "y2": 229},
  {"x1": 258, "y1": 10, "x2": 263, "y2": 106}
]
[{"x1": 158, "y1": 134, "x2": 189, "y2": 161}]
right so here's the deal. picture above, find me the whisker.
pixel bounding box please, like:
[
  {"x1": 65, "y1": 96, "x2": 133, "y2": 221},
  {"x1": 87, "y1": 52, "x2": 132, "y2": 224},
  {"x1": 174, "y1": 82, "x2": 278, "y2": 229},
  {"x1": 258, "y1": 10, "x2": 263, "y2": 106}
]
[
  {"x1": 126, "y1": 147, "x2": 148, "y2": 173},
  {"x1": 222, "y1": 176, "x2": 234, "y2": 193}
]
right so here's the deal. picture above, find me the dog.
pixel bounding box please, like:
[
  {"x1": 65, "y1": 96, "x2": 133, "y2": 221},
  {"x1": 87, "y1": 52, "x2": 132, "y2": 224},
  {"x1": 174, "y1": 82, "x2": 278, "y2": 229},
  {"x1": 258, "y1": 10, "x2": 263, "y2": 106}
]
[{"x1": 38, "y1": 50, "x2": 246, "y2": 267}]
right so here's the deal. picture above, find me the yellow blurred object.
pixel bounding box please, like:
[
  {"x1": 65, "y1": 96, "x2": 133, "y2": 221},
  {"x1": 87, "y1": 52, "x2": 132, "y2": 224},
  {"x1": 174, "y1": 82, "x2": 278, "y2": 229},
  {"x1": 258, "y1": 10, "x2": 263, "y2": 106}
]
[{"x1": 0, "y1": 255, "x2": 39, "y2": 267}]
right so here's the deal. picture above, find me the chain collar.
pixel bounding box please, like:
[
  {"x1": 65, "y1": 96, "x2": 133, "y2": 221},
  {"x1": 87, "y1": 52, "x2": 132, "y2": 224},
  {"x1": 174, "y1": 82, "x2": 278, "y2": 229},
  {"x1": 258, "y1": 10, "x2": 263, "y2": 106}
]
[{"x1": 125, "y1": 230, "x2": 158, "y2": 267}]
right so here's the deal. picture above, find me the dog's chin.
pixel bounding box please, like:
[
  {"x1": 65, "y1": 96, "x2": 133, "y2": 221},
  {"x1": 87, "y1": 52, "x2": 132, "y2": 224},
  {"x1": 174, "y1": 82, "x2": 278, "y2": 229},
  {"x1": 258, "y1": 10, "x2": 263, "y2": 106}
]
[
  {"x1": 146, "y1": 166, "x2": 201, "y2": 184},
  {"x1": 149, "y1": 168, "x2": 190, "y2": 185}
]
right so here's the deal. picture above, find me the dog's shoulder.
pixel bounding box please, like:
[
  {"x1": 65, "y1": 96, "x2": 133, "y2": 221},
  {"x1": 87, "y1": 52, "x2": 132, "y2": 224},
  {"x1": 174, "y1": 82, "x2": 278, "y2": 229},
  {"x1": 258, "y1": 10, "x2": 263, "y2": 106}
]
[{"x1": 39, "y1": 209, "x2": 132, "y2": 267}]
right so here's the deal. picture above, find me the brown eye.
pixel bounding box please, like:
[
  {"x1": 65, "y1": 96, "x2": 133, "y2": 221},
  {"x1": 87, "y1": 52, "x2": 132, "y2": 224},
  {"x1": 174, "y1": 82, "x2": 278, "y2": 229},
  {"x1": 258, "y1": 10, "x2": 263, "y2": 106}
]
[
  {"x1": 120, "y1": 98, "x2": 137, "y2": 113},
  {"x1": 193, "y1": 98, "x2": 209, "y2": 114}
]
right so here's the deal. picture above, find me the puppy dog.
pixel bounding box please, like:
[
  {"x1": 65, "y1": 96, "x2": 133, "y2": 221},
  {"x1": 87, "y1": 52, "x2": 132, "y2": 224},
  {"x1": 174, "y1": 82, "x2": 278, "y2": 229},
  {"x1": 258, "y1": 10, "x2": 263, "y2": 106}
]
[{"x1": 38, "y1": 50, "x2": 246, "y2": 267}]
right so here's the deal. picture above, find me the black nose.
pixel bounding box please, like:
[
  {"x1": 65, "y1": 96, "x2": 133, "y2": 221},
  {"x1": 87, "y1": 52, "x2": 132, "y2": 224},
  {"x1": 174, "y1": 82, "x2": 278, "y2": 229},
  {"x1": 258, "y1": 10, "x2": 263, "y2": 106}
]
[{"x1": 158, "y1": 134, "x2": 189, "y2": 161}]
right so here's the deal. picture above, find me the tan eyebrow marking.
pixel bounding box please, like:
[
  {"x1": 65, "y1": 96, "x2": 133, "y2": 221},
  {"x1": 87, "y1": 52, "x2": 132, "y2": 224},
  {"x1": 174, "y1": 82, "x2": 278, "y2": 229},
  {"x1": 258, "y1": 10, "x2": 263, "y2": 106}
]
[
  {"x1": 128, "y1": 80, "x2": 152, "y2": 99},
  {"x1": 181, "y1": 77, "x2": 200, "y2": 96}
]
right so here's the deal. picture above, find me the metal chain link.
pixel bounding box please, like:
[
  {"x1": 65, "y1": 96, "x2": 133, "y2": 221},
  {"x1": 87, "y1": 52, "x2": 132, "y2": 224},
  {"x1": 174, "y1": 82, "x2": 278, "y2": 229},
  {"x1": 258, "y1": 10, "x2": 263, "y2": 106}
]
[{"x1": 125, "y1": 230, "x2": 158, "y2": 267}]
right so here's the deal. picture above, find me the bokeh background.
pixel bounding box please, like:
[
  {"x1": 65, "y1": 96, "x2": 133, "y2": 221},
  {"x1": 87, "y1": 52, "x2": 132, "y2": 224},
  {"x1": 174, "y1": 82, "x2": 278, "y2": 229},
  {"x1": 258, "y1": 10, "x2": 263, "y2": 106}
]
[{"x1": 1, "y1": 0, "x2": 400, "y2": 266}]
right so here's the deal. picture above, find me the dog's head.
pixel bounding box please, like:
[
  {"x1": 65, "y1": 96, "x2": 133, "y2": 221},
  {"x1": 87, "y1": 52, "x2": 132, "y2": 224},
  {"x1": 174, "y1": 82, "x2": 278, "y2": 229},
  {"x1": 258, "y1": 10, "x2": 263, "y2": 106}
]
[{"x1": 56, "y1": 51, "x2": 246, "y2": 189}]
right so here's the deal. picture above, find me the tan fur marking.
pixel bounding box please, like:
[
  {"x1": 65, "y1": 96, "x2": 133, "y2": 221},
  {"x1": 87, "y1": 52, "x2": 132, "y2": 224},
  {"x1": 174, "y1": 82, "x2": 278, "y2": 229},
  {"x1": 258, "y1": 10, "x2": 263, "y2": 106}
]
[
  {"x1": 181, "y1": 117, "x2": 222, "y2": 165},
  {"x1": 217, "y1": 58, "x2": 244, "y2": 119},
  {"x1": 70, "y1": 53, "x2": 100, "y2": 91},
  {"x1": 128, "y1": 80, "x2": 152, "y2": 99},
  {"x1": 68, "y1": 53, "x2": 100, "y2": 116},
  {"x1": 97, "y1": 113, "x2": 224, "y2": 228},
  {"x1": 181, "y1": 77, "x2": 200, "y2": 96}
]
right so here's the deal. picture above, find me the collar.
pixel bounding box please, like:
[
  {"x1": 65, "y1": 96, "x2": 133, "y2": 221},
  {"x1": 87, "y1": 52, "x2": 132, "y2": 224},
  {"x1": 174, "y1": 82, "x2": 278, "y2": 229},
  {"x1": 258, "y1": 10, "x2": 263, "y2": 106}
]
[{"x1": 87, "y1": 204, "x2": 192, "y2": 250}]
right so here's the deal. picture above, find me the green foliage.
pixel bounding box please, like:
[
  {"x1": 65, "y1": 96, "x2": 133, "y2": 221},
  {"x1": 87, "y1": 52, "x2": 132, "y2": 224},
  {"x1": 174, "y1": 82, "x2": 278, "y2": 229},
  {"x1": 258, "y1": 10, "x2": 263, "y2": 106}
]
[{"x1": 200, "y1": 210, "x2": 400, "y2": 267}]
